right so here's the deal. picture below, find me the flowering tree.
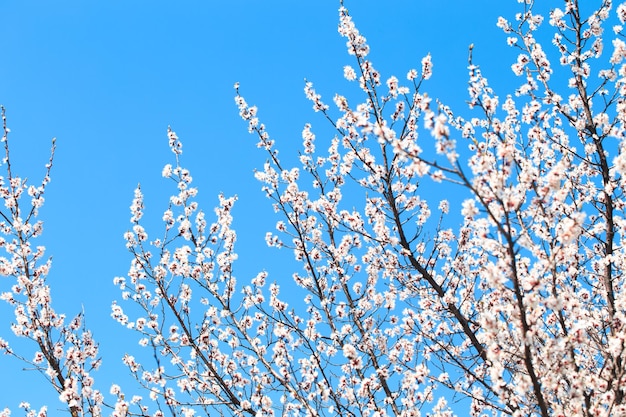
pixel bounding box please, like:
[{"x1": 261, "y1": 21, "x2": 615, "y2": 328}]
[
  {"x1": 2, "y1": 0, "x2": 626, "y2": 416},
  {"x1": 0, "y1": 107, "x2": 102, "y2": 417}
]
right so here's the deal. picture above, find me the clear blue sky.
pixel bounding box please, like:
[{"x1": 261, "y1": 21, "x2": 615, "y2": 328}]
[{"x1": 0, "y1": 1, "x2": 524, "y2": 412}]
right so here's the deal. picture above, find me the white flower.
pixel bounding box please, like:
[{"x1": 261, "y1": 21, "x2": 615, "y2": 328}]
[
  {"x1": 343, "y1": 65, "x2": 357, "y2": 81},
  {"x1": 342, "y1": 343, "x2": 357, "y2": 359},
  {"x1": 162, "y1": 164, "x2": 173, "y2": 178}
]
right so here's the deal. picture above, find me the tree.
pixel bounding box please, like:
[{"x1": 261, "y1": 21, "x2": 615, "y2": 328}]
[{"x1": 2, "y1": 0, "x2": 626, "y2": 416}]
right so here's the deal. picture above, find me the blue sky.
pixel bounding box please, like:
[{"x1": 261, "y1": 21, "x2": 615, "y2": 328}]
[{"x1": 0, "y1": 0, "x2": 524, "y2": 412}]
